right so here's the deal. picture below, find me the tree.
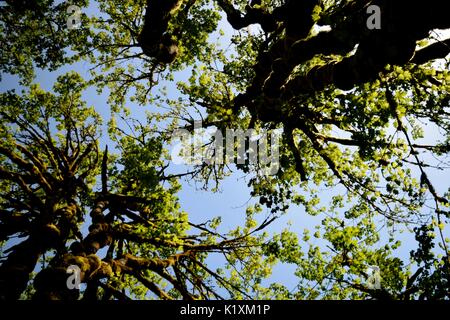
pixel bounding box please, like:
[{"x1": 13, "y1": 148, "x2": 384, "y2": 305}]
[
  {"x1": 0, "y1": 73, "x2": 277, "y2": 300},
  {"x1": 1, "y1": 0, "x2": 450, "y2": 300}
]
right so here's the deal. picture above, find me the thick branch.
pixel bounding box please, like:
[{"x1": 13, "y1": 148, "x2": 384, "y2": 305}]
[
  {"x1": 138, "y1": 0, "x2": 187, "y2": 63},
  {"x1": 412, "y1": 38, "x2": 450, "y2": 64},
  {"x1": 216, "y1": 0, "x2": 277, "y2": 32}
]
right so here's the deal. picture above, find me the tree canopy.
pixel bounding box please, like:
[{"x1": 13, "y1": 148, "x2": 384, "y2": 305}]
[{"x1": 0, "y1": 0, "x2": 450, "y2": 300}]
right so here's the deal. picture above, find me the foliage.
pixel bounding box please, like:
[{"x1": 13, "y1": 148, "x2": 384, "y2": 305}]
[{"x1": 1, "y1": 0, "x2": 450, "y2": 300}]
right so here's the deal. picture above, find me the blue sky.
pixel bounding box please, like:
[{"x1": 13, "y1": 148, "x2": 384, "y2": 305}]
[{"x1": 1, "y1": 2, "x2": 450, "y2": 298}]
